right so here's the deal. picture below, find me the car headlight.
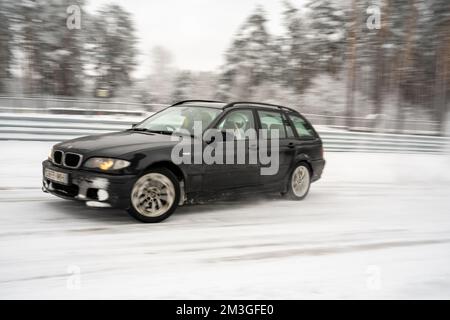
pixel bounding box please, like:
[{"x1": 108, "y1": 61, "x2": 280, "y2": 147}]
[{"x1": 84, "y1": 158, "x2": 131, "y2": 171}]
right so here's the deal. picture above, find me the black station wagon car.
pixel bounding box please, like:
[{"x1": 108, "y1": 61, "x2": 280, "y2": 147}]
[{"x1": 42, "y1": 100, "x2": 325, "y2": 222}]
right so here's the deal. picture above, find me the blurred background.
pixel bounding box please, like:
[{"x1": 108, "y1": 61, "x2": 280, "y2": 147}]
[
  {"x1": 0, "y1": 0, "x2": 449, "y2": 139},
  {"x1": 1, "y1": 0, "x2": 450, "y2": 300}
]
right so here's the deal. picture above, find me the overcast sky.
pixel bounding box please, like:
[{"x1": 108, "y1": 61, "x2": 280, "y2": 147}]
[{"x1": 86, "y1": 0, "x2": 306, "y2": 77}]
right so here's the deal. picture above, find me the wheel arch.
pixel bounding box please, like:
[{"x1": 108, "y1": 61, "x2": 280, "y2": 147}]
[
  {"x1": 143, "y1": 161, "x2": 187, "y2": 205},
  {"x1": 281, "y1": 156, "x2": 313, "y2": 193},
  {"x1": 144, "y1": 161, "x2": 186, "y2": 183},
  {"x1": 293, "y1": 154, "x2": 313, "y2": 176}
]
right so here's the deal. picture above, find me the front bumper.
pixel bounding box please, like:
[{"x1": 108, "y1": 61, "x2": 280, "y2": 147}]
[{"x1": 42, "y1": 160, "x2": 136, "y2": 208}]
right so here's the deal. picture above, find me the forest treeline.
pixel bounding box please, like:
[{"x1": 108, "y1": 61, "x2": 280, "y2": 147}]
[{"x1": 0, "y1": 0, "x2": 449, "y2": 132}]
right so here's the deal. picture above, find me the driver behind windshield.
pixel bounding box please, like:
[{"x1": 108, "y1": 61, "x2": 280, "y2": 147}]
[{"x1": 180, "y1": 109, "x2": 214, "y2": 133}]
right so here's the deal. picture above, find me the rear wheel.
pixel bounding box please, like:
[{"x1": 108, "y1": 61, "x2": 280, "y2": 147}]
[
  {"x1": 283, "y1": 163, "x2": 311, "y2": 200},
  {"x1": 127, "y1": 168, "x2": 180, "y2": 223}
]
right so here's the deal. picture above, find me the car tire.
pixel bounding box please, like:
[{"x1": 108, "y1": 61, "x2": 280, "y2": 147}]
[
  {"x1": 127, "y1": 168, "x2": 180, "y2": 223},
  {"x1": 282, "y1": 162, "x2": 311, "y2": 200}
]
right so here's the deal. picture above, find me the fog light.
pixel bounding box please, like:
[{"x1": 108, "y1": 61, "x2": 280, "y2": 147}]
[{"x1": 97, "y1": 189, "x2": 109, "y2": 201}]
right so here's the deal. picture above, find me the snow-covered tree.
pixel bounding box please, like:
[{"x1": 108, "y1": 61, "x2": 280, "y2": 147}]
[
  {"x1": 170, "y1": 70, "x2": 219, "y2": 103},
  {"x1": 429, "y1": 0, "x2": 450, "y2": 132},
  {"x1": 87, "y1": 4, "x2": 137, "y2": 93},
  {"x1": 218, "y1": 6, "x2": 275, "y2": 100},
  {"x1": 0, "y1": 1, "x2": 13, "y2": 92},
  {"x1": 12, "y1": 0, "x2": 86, "y2": 95},
  {"x1": 40, "y1": 0, "x2": 85, "y2": 96},
  {"x1": 280, "y1": 1, "x2": 314, "y2": 94},
  {"x1": 305, "y1": 0, "x2": 346, "y2": 75}
]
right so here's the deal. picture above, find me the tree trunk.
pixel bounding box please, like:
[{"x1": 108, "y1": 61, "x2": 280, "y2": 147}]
[
  {"x1": 395, "y1": 0, "x2": 418, "y2": 134},
  {"x1": 372, "y1": 0, "x2": 391, "y2": 131},
  {"x1": 345, "y1": 0, "x2": 358, "y2": 130},
  {"x1": 434, "y1": 27, "x2": 450, "y2": 135}
]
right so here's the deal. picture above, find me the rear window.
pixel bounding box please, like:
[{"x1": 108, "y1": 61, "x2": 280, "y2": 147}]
[
  {"x1": 257, "y1": 110, "x2": 287, "y2": 139},
  {"x1": 288, "y1": 114, "x2": 316, "y2": 139}
]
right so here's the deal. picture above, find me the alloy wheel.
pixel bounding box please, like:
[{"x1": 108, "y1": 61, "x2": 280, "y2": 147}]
[
  {"x1": 291, "y1": 165, "x2": 310, "y2": 198},
  {"x1": 131, "y1": 173, "x2": 176, "y2": 217}
]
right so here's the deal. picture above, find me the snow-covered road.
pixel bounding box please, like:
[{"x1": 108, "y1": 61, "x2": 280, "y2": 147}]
[{"x1": 1, "y1": 141, "x2": 450, "y2": 299}]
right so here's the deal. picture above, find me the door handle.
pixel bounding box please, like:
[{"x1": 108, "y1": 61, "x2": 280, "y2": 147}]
[{"x1": 287, "y1": 142, "x2": 295, "y2": 149}]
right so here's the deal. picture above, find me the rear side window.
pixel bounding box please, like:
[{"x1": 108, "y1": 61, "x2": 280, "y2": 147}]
[
  {"x1": 257, "y1": 110, "x2": 287, "y2": 139},
  {"x1": 288, "y1": 114, "x2": 316, "y2": 139}
]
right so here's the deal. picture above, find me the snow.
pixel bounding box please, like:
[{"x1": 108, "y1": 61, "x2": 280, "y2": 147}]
[{"x1": 0, "y1": 141, "x2": 450, "y2": 299}]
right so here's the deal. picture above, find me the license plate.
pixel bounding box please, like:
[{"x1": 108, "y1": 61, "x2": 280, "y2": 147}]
[{"x1": 44, "y1": 168, "x2": 69, "y2": 185}]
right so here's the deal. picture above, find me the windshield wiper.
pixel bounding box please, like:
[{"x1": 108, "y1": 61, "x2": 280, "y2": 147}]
[
  {"x1": 146, "y1": 130, "x2": 172, "y2": 135},
  {"x1": 129, "y1": 128, "x2": 195, "y2": 138},
  {"x1": 127, "y1": 128, "x2": 155, "y2": 134},
  {"x1": 129, "y1": 127, "x2": 147, "y2": 131}
]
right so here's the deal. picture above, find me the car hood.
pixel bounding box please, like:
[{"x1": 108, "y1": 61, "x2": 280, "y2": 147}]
[{"x1": 55, "y1": 131, "x2": 180, "y2": 158}]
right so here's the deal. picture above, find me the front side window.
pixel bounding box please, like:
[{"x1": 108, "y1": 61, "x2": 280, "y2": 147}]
[
  {"x1": 217, "y1": 110, "x2": 255, "y2": 140},
  {"x1": 135, "y1": 106, "x2": 222, "y2": 135},
  {"x1": 288, "y1": 114, "x2": 316, "y2": 139},
  {"x1": 257, "y1": 110, "x2": 287, "y2": 139}
]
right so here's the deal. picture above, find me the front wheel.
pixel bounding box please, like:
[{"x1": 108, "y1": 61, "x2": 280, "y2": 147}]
[
  {"x1": 127, "y1": 168, "x2": 180, "y2": 223},
  {"x1": 283, "y1": 163, "x2": 311, "y2": 200}
]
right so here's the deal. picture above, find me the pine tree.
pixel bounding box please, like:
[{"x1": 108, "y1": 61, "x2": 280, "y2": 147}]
[
  {"x1": 171, "y1": 71, "x2": 192, "y2": 103},
  {"x1": 218, "y1": 6, "x2": 274, "y2": 100},
  {"x1": 0, "y1": 1, "x2": 13, "y2": 93},
  {"x1": 370, "y1": 0, "x2": 391, "y2": 127},
  {"x1": 39, "y1": 0, "x2": 85, "y2": 96},
  {"x1": 13, "y1": 0, "x2": 85, "y2": 96},
  {"x1": 87, "y1": 4, "x2": 138, "y2": 93},
  {"x1": 281, "y1": 1, "x2": 314, "y2": 94},
  {"x1": 13, "y1": 0, "x2": 84, "y2": 95},
  {"x1": 14, "y1": 0, "x2": 45, "y2": 94},
  {"x1": 305, "y1": 0, "x2": 346, "y2": 76},
  {"x1": 429, "y1": 0, "x2": 450, "y2": 133},
  {"x1": 394, "y1": 0, "x2": 419, "y2": 132}
]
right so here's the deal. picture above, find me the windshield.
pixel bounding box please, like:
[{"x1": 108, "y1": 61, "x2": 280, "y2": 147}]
[{"x1": 134, "y1": 106, "x2": 222, "y2": 135}]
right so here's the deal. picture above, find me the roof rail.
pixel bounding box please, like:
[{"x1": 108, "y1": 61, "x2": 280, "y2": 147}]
[
  {"x1": 223, "y1": 101, "x2": 297, "y2": 113},
  {"x1": 171, "y1": 99, "x2": 224, "y2": 106}
]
